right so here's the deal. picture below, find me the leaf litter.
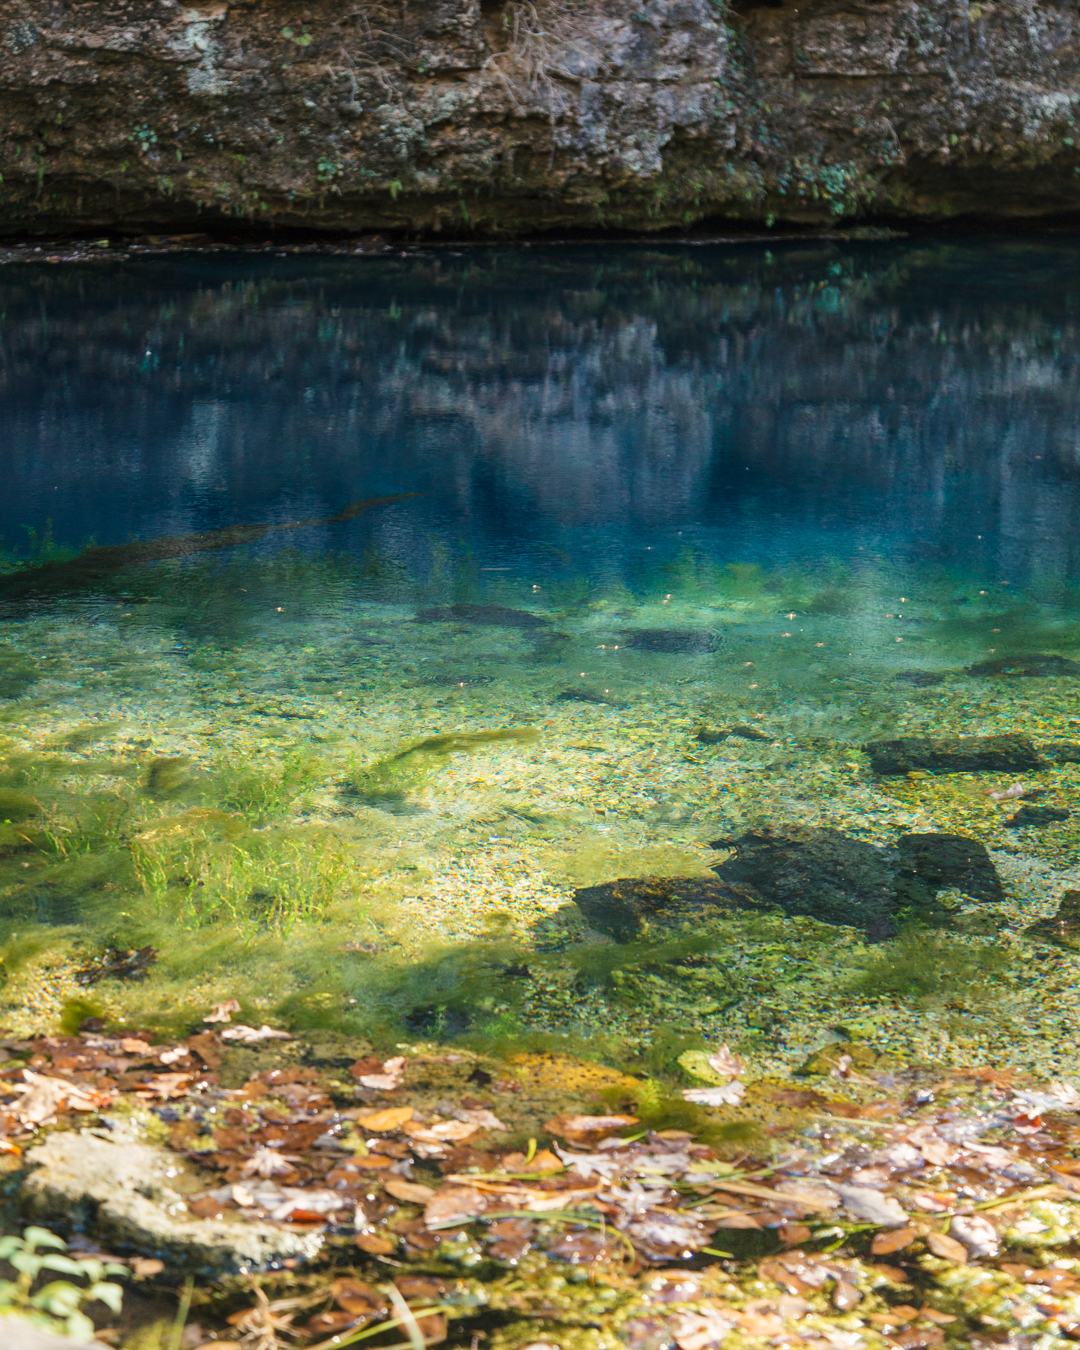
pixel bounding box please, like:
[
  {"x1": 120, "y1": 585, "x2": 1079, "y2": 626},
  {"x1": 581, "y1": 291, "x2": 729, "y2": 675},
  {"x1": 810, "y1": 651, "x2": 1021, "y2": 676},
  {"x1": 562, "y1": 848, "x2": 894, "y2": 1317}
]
[{"x1": 9, "y1": 1010, "x2": 1080, "y2": 1347}]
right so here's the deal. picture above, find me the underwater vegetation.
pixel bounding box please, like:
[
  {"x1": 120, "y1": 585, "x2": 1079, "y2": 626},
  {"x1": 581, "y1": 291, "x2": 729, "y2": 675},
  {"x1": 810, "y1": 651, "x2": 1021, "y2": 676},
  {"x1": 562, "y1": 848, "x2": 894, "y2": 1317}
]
[
  {"x1": 0, "y1": 496, "x2": 414, "y2": 601},
  {"x1": 348, "y1": 727, "x2": 539, "y2": 808}
]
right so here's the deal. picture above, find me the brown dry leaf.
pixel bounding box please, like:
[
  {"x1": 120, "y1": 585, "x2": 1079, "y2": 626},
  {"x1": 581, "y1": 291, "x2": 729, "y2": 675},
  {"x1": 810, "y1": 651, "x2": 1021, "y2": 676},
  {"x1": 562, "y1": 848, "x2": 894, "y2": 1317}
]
[
  {"x1": 204, "y1": 999, "x2": 242, "y2": 1024},
  {"x1": 925, "y1": 1231, "x2": 968, "y2": 1264},
  {"x1": 414, "y1": 1313, "x2": 447, "y2": 1344},
  {"x1": 356, "y1": 1055, "x2": 405, "y2": 1089},
  {"x1": 356, "y1": 1232, "x2": 395, "y2": 1254},
  {"x1": 220, "y1": 1024, "x2": 292, "y2": 1043},
  {"x1": 543, "y1": 1113, "x2": 638, "y2": 1141},
  {"x1": 868, "y1": 1305, "x2": 920, "y2": 1327},
  {"x1": 130, "y1": 1258, "x2": 165, "y2": 1280},
  {"x1": 120, "y1": 1038, "x2": 154, "y2": 1055},
  {"x1": 240, "y1": 1147, "x2": 299, "y2": 1179},
  {"x1": 331, "y1": 1278, "x2": 387, "y2": 1318},
  {"x1": 669, "y1": 1305, "x2": 736, "y2": 1350},
  {"x1": 453, "y1": 1107, "x2": 507, "y2": 1131},
  {"x1": 708, "y1": 1045, "x2": 744, "y2": 1078},
  {"x1": 711, "y1": 1210, "x2": 761, "y2": 1229},
  {"x1": 384, "y1": 1178, "x2": 438, "y2": 1204},
  {"x1": 357, "y1": 1106, "x2": 413, "y2": 1132},
  {"x1": 730, "y1": 1310, "x2": 785, "y2": 1336},
  {"x1": 871, "y1": 1226, "x2": 918, "y2": 1255},
  {"x1": 134, "y1": 1072, "x2": 193, "y2": 1100},
  {"x1": 918, "y1": 1309, "x2": 957, "y2": 1325},
  {"x1": 10, "y1": 1071, "x2": 112, "y2": 1125},
  {"x1": 424, "y1": 1186, "x2": 489, "y2": 1229},
  {"x1": 404, "y1": 1119, "x2": 477, "y2": 1144}
]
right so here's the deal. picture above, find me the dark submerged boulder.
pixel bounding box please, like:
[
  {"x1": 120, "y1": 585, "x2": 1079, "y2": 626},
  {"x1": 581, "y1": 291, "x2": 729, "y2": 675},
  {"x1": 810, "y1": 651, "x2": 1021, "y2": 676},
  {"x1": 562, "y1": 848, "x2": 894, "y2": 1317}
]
[
  {"x1": 864, "y1": 734, "x2": 1044, "y2": 775},
  {"x1": 1005, "y1": 805, "x2": 1071, "y2": 828},
  {"x1": 966, "y1": 653, "x2": 1080, "y2": 678},
  {"x1": 621, "y1": 629, "x2": 721, "y2": 655},
  {"x1": 894, "y1": 833, "x2": 1005, "y2": 905},
  {"x1": 1039, "y1": 741, "x2": 1080, "y2": 764},
  {"x1": 894, "y1": 670, "x2": 946, "y2": 687},
  {"x1": 1024, "y1": 891, "x2": 1080, "y2": 950},
  {"x1": 709, "y1": 825, "x2": 900, "y2": 939},
  {"x1": 572, "y1": 875, "x2": 761, "y2": 942}
]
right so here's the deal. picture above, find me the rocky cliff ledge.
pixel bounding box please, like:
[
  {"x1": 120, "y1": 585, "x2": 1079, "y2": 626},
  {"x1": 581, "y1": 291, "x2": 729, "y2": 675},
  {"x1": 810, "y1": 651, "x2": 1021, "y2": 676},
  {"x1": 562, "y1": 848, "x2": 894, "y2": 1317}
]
[{"x1": 1, "y1": 0, "x2": 1079, "y2": 234}]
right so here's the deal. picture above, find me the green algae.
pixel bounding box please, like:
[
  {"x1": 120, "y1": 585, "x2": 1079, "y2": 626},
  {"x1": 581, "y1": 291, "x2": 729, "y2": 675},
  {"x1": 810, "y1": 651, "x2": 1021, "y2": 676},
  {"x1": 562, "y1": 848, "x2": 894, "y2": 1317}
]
[{"x1": 847, "y1": 930, "x2": 1016, "y2": 1007}]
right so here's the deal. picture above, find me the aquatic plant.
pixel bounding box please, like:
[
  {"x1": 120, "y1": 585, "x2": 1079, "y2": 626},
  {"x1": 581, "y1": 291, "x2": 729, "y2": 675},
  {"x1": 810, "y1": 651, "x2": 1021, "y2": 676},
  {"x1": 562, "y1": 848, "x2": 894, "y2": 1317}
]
[
  {"x1": 846, "y1": 930, "x2": 1015, "y2": 1007},
  {"x1": 214, "y1": 748, "x2": 326, "y2": 825},
  {"x1": 348, "y1": 728, "x2": 539, "y2": 807}
]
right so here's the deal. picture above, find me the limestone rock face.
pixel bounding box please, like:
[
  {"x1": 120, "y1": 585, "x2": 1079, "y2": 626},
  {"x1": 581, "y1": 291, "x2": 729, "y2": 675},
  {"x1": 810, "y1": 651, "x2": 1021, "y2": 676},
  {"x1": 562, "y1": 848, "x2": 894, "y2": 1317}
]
[
  {"x1": 22, "y1": 1125, "x2": 324, "y2": 1277},
  {"x1": 2, "y1": 0, "x2": 1080, "y2": 233}
]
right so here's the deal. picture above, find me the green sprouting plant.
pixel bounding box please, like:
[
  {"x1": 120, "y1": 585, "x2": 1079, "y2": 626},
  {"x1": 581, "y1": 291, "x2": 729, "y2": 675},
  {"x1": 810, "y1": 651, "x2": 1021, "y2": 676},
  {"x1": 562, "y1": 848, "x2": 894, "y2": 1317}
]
[
  {"x1": 133, "y1": 827, "x2": 350, "y2": 935},
  {"x1": 216, "y1": 749, "x2": 325, "y2": 825},
  {"x1": 0, "y1": 1226, "x2": 126, "y2": 1342}
]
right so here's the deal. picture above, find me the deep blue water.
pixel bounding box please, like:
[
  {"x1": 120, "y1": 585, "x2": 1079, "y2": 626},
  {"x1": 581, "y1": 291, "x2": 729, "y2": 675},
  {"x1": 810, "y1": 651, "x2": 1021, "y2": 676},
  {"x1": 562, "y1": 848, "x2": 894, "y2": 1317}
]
[{"x1": 3, "y1": 237, "x2": 1080, "y2": 591}]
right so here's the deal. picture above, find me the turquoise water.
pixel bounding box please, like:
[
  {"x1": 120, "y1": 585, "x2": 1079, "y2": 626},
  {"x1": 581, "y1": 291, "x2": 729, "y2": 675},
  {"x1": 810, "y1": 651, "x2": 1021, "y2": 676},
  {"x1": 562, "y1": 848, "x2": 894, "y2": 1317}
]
[{"x1": 2, "y1": 237, "x2": 1080, "y2": 1078}]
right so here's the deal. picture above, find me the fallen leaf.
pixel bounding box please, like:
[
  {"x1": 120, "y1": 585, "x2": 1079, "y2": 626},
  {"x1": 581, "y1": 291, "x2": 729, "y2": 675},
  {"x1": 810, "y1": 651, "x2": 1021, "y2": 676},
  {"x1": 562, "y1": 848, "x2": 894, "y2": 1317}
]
[
  {"x1": 918, "y1": 1309, "x2": 957, "y2": 1325},
  {"x1": 330, "y1": 1278, "x2": 387, "y2": 1318},
  {"x1": 130, "y1": 1258, "x2": 165, "y2": 1279},
  {"x1": 1049, "y1": 1080, "x2": 1080, "y2": 1111},
  {"x1": 453, "y1": 1107, "x2": 506, "y2": 1130},
  {"x1": 670, "y1": 1304, "x2": 736, "y2": 1350},
  {"x1": 240, "y1": 1147, "x2": 299, "y2": 1179},
  {"x1": 424, "y1": 1186, "x2": 489, "y2": 1229},
  {"x1": 871, "y1": 1226, "x2": 917, "y2": 1255},
  {"x1": 220, "y1": 1024, "x2": 292, "y2": 1043},
  {"x1": 10, "y1": 1070, "x2": 112, "y2": 1124},
  {"x1": 356, "y1": 1232, "x2": 396, "y2": 1255},
  {"x1": 543, "y1": 1113, "x2": 638, "y2": 1141},
  {"x1": 384, "y1": 1178, "x2": 438, "y2": 1204},
  {"x1": 925, "y1": 1231, "x2": 968, "y2": 1264},
  {"x1": 204, "y1": 999, "x2": 242, "y2": 1023},
  {"x1": 404, "y1": 1119, "x2": 478, "y2": 1143},
  {"x1": 134, "y1": 1073, "x2": 193, "y2": 1100},
  {"x1": 356, "y1": 1106, "x2": 414, "y2": 1132},
  {"x1": 835, "y1": 1184, "x2": 908, "y2": 1227},
  {"x1": 682, "y1": 1082, "x2": 746, "y2": 1106},
  {"x1": 120, "y1": 1038, "x2": 154, "y2": 1055},
  {"x1": 357, "y1": 1055, "x2": 406, "y2": 1089},
  {"x1": 707, "y1": 1044, "x2": 744, "y2": 1078},
  {"x1": 949, "y1": 1213, "x2": 999, "y2": 1257}
]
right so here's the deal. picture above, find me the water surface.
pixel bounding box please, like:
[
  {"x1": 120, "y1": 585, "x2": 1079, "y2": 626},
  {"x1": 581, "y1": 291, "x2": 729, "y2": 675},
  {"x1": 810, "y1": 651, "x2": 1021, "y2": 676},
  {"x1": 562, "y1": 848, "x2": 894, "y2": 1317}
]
[{"x1": 2, "y1": 237, "x2": 1080, "y2": 1083}]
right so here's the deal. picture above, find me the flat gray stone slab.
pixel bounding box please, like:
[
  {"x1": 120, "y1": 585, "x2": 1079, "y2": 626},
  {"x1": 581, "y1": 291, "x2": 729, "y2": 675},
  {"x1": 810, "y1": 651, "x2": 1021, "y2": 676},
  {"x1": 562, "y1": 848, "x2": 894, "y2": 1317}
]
[{"x1": 23, "y1": 1125, "x2": 325, "y2": 1278}]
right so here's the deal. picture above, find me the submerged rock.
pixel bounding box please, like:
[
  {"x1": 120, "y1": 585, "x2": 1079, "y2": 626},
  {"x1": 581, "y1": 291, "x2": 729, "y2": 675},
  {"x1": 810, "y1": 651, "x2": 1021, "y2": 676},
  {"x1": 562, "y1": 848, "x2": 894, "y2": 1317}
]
[
  {"x1": 1005, "y1": 804, "x2": 1071, "y2": 828},
  {"x1": 414, "y1": 604, "x2": 549, "y2": 628},
  {"x1": 966, "y1": 653, "x2": 1080, "y2": 678},
  {"x1": 1039, "y1": 740, "x2": 1080, "y2": 764},
  {"x1": 572, "y1": 875, "x2": 760, "y2": 942},
  {"x1": 696, "y1": 724, "x2": 771, "y2": 744},
  {"x1": 895, "y1": 833, "x2": 1005, "y2": 905},
  {"x1": 621, "y1": 629, "x2": 721, "y2": 655},
  {"x1": 709, "y1": 825, "x2": 900, "y2": 939},
  {"x1": 556, "y1": 687, "x2": 623, "y2": 705},
  {"x1": 894, "y1": 669, "x2": 947, "y2": 687},
  {"x1": 22, "y1": 1126, "x2": 324, "y2": 1277},
  {"x1": 1023, "y1": 891, "x2": 1080, "y2": 950},
  {"x1": 582, "y1": 825, "x2": 1006, "y2": 942},
  {"x1": 864, "y1": 733, "x2": 1044, "y2": 775}
]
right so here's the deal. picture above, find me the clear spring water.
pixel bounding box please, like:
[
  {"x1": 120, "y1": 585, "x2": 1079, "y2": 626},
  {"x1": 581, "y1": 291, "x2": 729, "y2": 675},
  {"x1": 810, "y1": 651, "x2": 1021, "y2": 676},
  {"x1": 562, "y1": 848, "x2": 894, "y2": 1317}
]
[{"x1": 2, "y1": 236, "x2": 1080, "y2": 1077}]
